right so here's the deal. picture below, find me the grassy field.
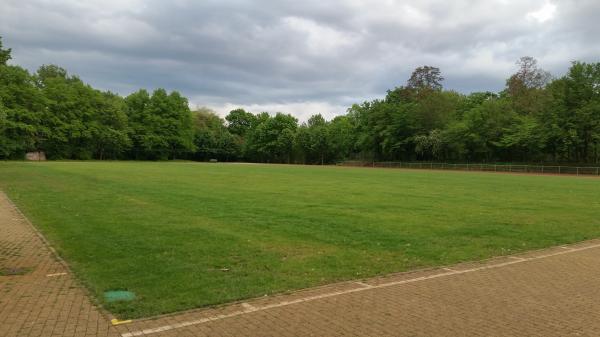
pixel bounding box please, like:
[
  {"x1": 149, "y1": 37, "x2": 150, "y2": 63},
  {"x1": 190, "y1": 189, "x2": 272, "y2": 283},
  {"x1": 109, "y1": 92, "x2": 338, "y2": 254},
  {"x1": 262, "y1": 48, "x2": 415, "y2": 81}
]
[{"x1": 1, "y1": 161, "x2": 599, "y2": 318}]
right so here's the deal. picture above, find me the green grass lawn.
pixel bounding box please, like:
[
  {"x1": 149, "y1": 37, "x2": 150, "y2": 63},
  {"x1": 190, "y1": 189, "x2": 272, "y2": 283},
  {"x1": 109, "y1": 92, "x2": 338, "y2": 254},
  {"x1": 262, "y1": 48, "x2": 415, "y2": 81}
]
[{"x1": 1, "y1": 161, "x2": 599, "y2": 318}]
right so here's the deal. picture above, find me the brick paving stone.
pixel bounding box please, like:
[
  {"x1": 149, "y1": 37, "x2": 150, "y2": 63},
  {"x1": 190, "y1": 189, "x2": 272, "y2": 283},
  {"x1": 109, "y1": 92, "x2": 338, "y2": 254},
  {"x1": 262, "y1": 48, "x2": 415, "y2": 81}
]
[
  {"x1": 119, "y1": 241, "x2": 600, "y2": 337},
  {"x1": 2, "y1": 190, "x2": 600, "y2": 337},
  {"x1": 0, "y1": 192, "x2": 120, "y2": 337}
]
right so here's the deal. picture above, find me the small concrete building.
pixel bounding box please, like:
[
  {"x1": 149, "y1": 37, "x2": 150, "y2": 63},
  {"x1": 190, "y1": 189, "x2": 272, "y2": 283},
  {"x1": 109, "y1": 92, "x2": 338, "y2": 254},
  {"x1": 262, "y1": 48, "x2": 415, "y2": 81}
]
[{"x1": 25, "y1": 151, "x2": 46, "y2": 161}]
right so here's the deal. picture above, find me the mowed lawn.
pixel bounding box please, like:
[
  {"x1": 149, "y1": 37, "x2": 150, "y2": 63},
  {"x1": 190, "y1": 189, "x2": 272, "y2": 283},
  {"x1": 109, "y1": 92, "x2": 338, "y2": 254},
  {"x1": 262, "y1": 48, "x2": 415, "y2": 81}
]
[{"x1": 1, "y1": 162, "x2": 600, "y2": 318}]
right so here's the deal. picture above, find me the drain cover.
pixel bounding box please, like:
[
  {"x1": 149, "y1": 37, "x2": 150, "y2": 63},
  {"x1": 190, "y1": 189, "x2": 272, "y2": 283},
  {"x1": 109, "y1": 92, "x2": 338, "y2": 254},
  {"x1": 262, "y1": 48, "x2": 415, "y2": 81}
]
[
  {"x1": 104, "y1": 290, "x2": 136, "y2": 302},
  {"x1": 0, "y1": 267, "x2": 30, "y2": 276}
]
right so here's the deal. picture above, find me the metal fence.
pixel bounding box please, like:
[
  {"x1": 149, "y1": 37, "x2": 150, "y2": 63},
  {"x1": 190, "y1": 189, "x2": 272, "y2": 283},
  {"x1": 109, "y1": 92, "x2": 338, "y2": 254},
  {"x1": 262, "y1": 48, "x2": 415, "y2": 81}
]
[{"x1": 340, "y1": 161, "x2": 600, "y2": 176}]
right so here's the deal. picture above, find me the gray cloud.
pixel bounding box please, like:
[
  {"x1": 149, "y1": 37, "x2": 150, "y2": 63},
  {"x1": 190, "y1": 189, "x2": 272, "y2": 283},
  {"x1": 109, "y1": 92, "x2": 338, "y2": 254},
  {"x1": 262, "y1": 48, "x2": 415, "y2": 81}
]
[{"x1": 1, "y1": 0, "x2": 599, "y2": 120}]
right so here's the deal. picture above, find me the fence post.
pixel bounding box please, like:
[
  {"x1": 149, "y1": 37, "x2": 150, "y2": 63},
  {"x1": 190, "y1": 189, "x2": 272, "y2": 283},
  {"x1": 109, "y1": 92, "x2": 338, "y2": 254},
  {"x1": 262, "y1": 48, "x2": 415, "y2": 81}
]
[
  {"x1": 559, "y1": 166, "x2": 561, "y2": 174},
  {"x1": 509, "y1": 165, "x2": 512, "y2": 172},
  {"x1": 597, "y1": 167, "x2": 599, "y2": 176},
  {"x1": 577, "y1": 167, "x2": 579, "y2": 176},
  {"x1": 542, "y1": 165, "x2": 544, "y2": 174}
]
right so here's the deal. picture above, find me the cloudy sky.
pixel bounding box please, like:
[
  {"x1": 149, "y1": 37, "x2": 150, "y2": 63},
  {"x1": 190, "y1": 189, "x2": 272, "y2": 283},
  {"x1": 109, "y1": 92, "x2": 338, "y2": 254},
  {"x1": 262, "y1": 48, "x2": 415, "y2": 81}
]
[{"x1": 1, "y1": 0, "x2": 598, "y2": 120}]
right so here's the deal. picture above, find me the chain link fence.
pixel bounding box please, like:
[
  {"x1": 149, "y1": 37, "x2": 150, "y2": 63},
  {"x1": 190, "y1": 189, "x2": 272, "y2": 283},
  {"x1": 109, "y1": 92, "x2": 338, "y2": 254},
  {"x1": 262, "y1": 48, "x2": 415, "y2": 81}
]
[{"x1": 340, "y1": 161, "x2": 600, "y2": 176}]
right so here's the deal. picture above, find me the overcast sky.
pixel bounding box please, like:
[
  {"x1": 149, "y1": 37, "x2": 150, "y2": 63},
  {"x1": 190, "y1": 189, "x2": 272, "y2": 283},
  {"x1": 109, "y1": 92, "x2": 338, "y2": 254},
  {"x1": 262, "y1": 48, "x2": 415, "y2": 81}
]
[{"x1": 1, "y1": 0, "x2": 599, "y2": 120}]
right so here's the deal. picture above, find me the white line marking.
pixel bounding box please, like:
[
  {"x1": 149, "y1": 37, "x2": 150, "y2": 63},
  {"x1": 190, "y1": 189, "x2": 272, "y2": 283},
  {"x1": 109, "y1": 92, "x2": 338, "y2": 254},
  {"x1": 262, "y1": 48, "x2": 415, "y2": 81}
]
[
  {"x1": 120, "y1": 242, "x2": 600, "y2": 337},
  {"x1": 46, "y1": 272, "x2": 68, "y2": 277},
  {"x1": 442, "y1": 267, "x2": 456, "y2": 272},
  {"x1": 355, "y1": 281, "x2": 373, "y2": 288},
  {"x1": 508, "y1": 256, "x2": 526, "y2": 261},
  {"x1": 241, "y1": 302, "x2": 257, "y2": 311}
]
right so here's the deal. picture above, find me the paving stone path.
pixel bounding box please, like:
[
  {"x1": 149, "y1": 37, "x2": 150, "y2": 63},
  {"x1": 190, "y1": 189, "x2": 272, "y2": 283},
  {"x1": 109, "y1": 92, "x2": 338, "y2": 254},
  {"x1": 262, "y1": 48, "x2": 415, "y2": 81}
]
[
  {"x1": 2, "y1": 191, "x2": 600, "y2": 337},
  {"x1": 0, "y1": 192, "x2": 119, "y2": 337}
]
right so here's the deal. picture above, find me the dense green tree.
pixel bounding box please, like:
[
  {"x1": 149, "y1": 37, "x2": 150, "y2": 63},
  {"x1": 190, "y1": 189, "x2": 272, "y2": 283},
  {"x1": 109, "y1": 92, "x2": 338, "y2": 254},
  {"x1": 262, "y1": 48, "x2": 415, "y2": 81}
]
[
  {"x1": 89, "y1": 92, "x2": 131, "y2": 159},
  {"x1": 295, "y1": 114, "x2": 331, "y2": 164},
  {"x1": 0, "y1": 100, "x2": 7, "y2": 156},
  {"x1": 192, "y1": 108, "x2": 239, "y2": 161},
  {"x1": 0, "y1": 64, "x2": 45, "y2": 158},
  {"x1": 375, "y1": 101, "x2": 417, "y2": 160},
  {"x1": 414, "y1": 129, "x2": 445, "y2": 160},
  {"x1": 328, "y1": 115, "x2": 356, "y2": 162},
  {"x1": 2, "y1": 35, "x2": 600, "y2": 165},
  {"x1": 497, "y1": 114, "x2": 546, "y2": 161},
  {"x1": 0, "y1": 37, "x2": 11, "y2": 66},
  {"x1": 225, "y1": 108, "x2": 256, "y2": 137},
  {"x1": 560, "y1": 62, "x2": 600, "y2": 162},
  {"x1": 35, "y1": 65, "x2": 98, "y2": 159},
  {"x1": 124, "y1": 89, "x2": 151, "y2": 159},
  {"x1": 346, "y1": 102, "x2": 378, "y2": 160},
  {"x1": 125, "y1": 89, "x2": 194, "y2": 160},
  {"x1": 31, "y1": 65, "x2": 131, "y2": 159},
  {"x1": 445, "y1": 98, "x2": 517, "y2": 161},
  {"x1": 414, "y1": 90, "x2": 462, "y2": 133},
  {"x1": 245, "y1": 113, "x2": 297, "y2": 163}
]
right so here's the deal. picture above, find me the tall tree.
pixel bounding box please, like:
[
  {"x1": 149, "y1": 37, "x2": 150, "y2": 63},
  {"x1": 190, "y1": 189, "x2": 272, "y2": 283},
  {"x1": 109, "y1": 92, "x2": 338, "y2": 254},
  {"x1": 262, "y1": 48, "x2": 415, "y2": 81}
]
[
  {"x1": 124, "y1": 89, "x2": 151, "y2": 159},
  {"x1": 508, "y1": 57, "x2": 551, "y2": 90},
  {"x1": 2, "y1": 36, "x2": 600, "y2": 164},
  {"x1": 0, "y1": 37, "x2": 11, "y2": 65},
  {"x1": 192, "y1": 107, "x2": 239, "y2": 161},
  {"x1": 407, "y1": 66, "x2": 444, "y2": 92},
  {"x1": 328, "y1": 115, "x2": 356, "y2": 162},
  {"x1": 561, "y1": 62, "x2": 600, "y2": 162},
  {"x1": 0, "y1": 64, "x2": 45, "y2": 158},
  {"x1": 296, "y1": 114, "x2": 331, "y2": 164},
  {"x1": 506, "y1": 56, "x2": 551, "y2": 115},
  {"x1": 245, "y1": 113, "x2": 297, "y2": 163},
  {"x1": 89, "y1": 91, "x2": 131, "y2": 159},
  {"x1": 125, "y1": 89, "x2": 194, "y2": 160},
  {"x1": 35, "y1": 65, "x2": 98, "y2": 159},
  {"x1": 225, "y1": 108, "x2": 256, "y2": 137}
]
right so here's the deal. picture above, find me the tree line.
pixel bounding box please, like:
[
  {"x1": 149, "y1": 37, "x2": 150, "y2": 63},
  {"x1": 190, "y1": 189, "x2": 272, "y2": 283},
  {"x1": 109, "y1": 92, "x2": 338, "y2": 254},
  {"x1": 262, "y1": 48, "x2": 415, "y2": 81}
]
[{"x1": 1, "y1": 37, "x2": 599, "y2": 164}]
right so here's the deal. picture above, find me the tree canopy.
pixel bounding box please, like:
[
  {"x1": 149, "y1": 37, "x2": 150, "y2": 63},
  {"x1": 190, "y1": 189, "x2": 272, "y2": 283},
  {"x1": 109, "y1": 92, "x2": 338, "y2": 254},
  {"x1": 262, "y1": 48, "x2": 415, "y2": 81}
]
[
  {"x1": 0, "y1": 37, "x2": 11, "y2": 66},
  {"x1": 1, "y1": 36, "x2": 599, "y2": 164}
]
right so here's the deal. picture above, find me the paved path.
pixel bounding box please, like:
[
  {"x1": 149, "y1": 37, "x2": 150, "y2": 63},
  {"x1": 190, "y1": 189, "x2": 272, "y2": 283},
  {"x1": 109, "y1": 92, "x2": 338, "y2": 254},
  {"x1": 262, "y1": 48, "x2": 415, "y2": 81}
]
[
  {"x1": 0, "y1": 192, "x2": 120, "y2": 337},
  {"x1": 2, "y1": 191, "x2": 600, "y2": 337}
]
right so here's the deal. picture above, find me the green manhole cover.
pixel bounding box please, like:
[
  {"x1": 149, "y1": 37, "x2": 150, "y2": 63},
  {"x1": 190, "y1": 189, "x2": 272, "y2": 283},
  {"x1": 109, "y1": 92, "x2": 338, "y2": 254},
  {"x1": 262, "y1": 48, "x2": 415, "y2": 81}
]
[{"x1": 104, "y1": 290, "x2": 136, "y2": 302}]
